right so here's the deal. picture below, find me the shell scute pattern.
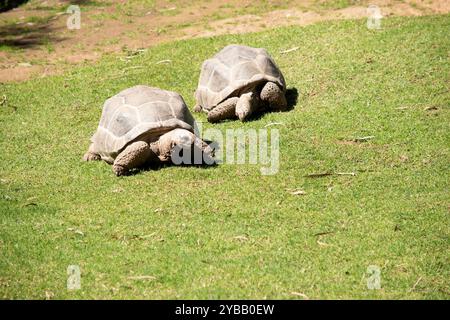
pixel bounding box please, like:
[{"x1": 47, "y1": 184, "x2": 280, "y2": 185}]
[
  {"x1": 91, "y1": 85, "x2": 195, "y2": 163},
  {"x1": 195, "y1": 45, "x2": 286, "y2": 111}
]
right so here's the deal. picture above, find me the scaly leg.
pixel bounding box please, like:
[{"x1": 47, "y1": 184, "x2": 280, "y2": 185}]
[
  {"x1": 207, "y1": 97, "x2": 239, "y2": 123},
  {"x1": 260, "y1": 82, "x2": 287, "y2": 111},
  {"x1": 235, "y1": 92, "x2": 259, "y2": 121},
  {"x1": 83, "y1": 143, "x2": 101, "y2": 161},
  {"x1": 193, "y1": 104, "x2": 202, "y2": 113},
  {"x1": 112, "y1": 141, "x2": 155, "y2": 176}
]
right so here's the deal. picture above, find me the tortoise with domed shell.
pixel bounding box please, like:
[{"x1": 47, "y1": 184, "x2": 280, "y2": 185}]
[
  {"x1": 84, "y1": 85, "x2": 212, "y2": 176},
  {"x1": 194, "y1": 44, "x2": 287, "y2": 122}
]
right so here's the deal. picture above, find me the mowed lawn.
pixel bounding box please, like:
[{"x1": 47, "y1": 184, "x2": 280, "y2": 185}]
[{"x1": 0, "y1": 15, "x2": 449, "y2": 299}]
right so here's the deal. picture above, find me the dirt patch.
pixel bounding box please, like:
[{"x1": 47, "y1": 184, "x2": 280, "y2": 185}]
[
  {"x1": 180, "y1": 3, "x2": 429, "y2": 40},
  {"x1": 0, "y1": 0, "x2": 448, "y2": 83}
]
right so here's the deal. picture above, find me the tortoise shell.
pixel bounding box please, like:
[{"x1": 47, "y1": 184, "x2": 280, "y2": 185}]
[
  {"x1": 195, "y1": 44, "x2": 286, "y2": 111},
  {"x1": 91, "y1": 85, "x2": 195, "y2": 163}
]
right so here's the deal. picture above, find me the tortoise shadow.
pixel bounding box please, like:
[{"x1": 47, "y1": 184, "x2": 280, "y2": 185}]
[
  {"x1": 128, "y1": 143, "x2": 218, "y2": 176},
  {"x1": 247, "y1": 87, "x2": 299, "y2": 121},
  {"x1": 134, "y1": 161, "x2": 217, "y2": 176},
  {"x1": 285, "y1": 87, "x2": 299, "y2": 110}
]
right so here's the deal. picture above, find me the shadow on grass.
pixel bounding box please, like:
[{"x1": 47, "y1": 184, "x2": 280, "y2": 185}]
[
  {"x1": 129, "y1": 161, "x2": 217, "y2": 176},
  {"x1": 0, "y1": 0, "x2": 29, "y2": 13},
  {"x1": 0, "y1": 0, "x2": 86, "y2": 49},
  {"x1": 0, "y1": 0, "x2": 108, "y2": 50},
  {"x1": 122, "y1": 145, "x2": 218, "y2": 176},
  {"x1": 285, "y1": 87, "x2": 299, "y2": 110},
  {"x1": 246, "y1": 86, "x2": 299, "y2": 121},
  {"x1": 0, "y1": 19, "x2": 65, "y2": 49}
]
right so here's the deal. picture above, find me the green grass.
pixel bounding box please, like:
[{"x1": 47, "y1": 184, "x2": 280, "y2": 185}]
[{"x1": 0, "y1": 15, "x2": 449, "y2": 299}]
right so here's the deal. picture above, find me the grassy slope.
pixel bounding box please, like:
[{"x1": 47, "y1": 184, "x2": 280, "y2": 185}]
[{"x1": 0, "y1": 15, "x2": 449, "y2": 299}]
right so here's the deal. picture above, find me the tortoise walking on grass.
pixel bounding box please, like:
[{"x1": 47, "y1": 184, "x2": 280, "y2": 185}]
[
  {"x1": 194, "y1": 44, "x2": 287, "y2": 122},
  {"x1": 84, "y1": 85, "x2": 212, "y2": 176}
]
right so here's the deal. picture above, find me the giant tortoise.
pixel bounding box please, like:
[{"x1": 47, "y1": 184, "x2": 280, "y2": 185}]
[
  {"x1": 194, "y1": 44, "x2": 287, "y2": 122},
  {"x1": 84, "y1": 85, "x2": 212, "y2": 175}
]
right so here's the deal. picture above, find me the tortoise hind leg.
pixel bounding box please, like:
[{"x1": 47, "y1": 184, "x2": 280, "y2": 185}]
[
  {"x1": 112, "y1": 141, "x2": 157, "y2": 176},
  {"x1": 83, "y1": 143, "x2": 101, "y2": 161},
  {"x1": 207, "y1": 97, "x2": 239, "y2": 123},
  {"x1": 260, "y1": 81, "x2": 287, "y2": 111}
]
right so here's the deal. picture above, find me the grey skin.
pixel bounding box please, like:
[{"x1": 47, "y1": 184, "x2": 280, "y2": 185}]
[
  {"x1": 84, "y1": 85, "x2": 212, "y2": 176},
  {"x1": 194, "y1": 45, "x2": 288, "y2": 122}
]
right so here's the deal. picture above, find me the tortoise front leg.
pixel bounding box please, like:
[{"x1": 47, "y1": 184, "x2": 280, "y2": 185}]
[
  {"x1": 207, "y1": 97, "x2": 239, "y2": 123},
  {"x1": 112, "y1": 141, "x2": 157, "y2": 176},
  {"x1": 260, "y1": 81, "x2": 287, "y2": 111},
  {"x1": 193, "y1": 104, "x2": 203, "y2": 113},
  {"x1": 235, "y1": 92, "x2": 259, "y2": 121},
  {"x1": 83, "y1": 143, "x2": 101, "y2": 161}
]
